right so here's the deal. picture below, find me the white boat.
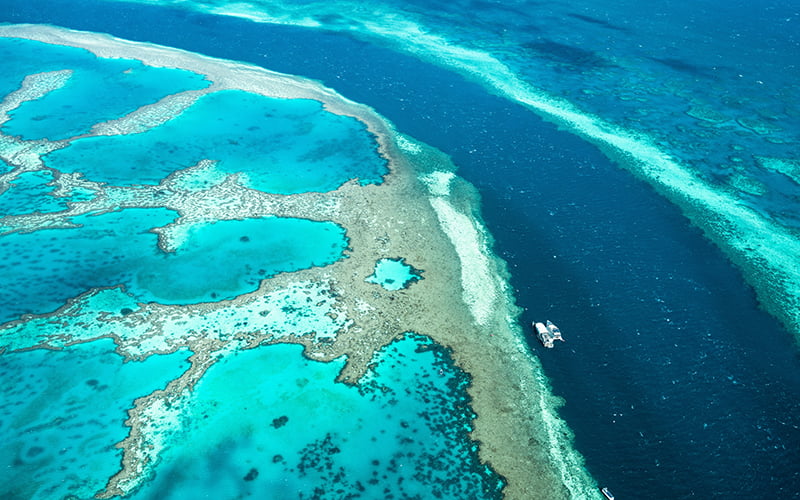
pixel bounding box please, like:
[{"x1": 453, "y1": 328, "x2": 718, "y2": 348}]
[
  {"x1": 533, "y1": 320, "x2": 565, "y2": 348},
  {"x1": 600, "y1": 486, "x2": 615, "y2": 500},
  {"x1": 533, "y1": 322, "x2": 554, "y2": 348},
  {"x1": 546, "y1": 320, "x2": 564, "y2": 342}
]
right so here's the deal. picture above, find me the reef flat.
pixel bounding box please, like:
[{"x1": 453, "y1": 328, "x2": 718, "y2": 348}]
[{"x1": 0, "y1": 25, "x2": 595, "y2": 498}]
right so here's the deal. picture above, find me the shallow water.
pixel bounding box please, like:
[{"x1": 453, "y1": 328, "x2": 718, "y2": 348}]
[
  {"x1": 2, "y1": 1, "x2": 800, "y2": 498},
  {"x1": 44, "y1": 90, "x2": 387, "y2": 191},
  {"x1": 365, "y1": 257, "x2": 422, "y2": 291},
  {"x1": 0, "y1": 20, "x2": 508, "y2": 500},
  {"x1": 0, "y1": 37, "x2": 209, "y2": 141},
  {"x1": 129, "y1": 336, "x2": 503, "y2": 500},
  {"x1": 0, "y1": 170, "x2": 84, "y2": 215},
  {"x1": 0, "y1": 339, "x2": 191, "y2": 499},
  {"x1": 1, "y1": 209, "x2": 347, "y2": 322}
]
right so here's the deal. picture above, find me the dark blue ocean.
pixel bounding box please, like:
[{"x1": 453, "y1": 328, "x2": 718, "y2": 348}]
[{"x1": 3, "y1": 1, "x2": 800, "y2": 498}]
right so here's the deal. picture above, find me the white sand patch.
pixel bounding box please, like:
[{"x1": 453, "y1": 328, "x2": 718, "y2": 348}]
[
  {"x1": 122, "y1": 280, "x2": 349, "y2": 355},
  {"x1": 428, "y1": 197, "x2": 496, "y2": 326},
  {"x1": 207, "y1": 2, "x2": 322, "y2": 27},
  {"x1": 88, "y1": 90, "x2": 205, "y2": 137},
  {"x1": 154, "y1": 219, "x2": 198, "y2": 253},
  {"x1": 128, "y1": 334, "x2": 173, "y2": 355},
  {"x1": 419, "y1": 170, "x2": 455, "y2": 197},
  {"x1": 354, "y1": 298, "x2": 375, "y2": 314}
]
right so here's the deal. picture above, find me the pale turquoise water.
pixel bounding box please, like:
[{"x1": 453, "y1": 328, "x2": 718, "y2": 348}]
[
  {"x1": 0, "y1": 208, "x2": 347, "y2": 322},
  {"x1": 0, "y1": 338, "x2": 191, "y2": 499},
  {"x1": 0, "y1": 169, "x2": 94, "y2": 215},
  {"x1": 132, "y1": 216, "x2": 348, "y2": 304},
  {"x1": 0, "y1": 25, "x2": 499, "y2": 500},
  {"x1": 0, "y1": 37, "x2": 209, "y2": 141},
  {"x1": 0, "y1": 287, "x2": 152, "y2": 353},
  {"x1": 365, "y1": 257, "x2": 422, "y2": 291},
  {"x1": 43, "y1": 89, "x2": 387, "y2": 192},
  {"x1": 130, "y1": 335, "x2": 503, "y2": 500},
  {"x1": 0, "y1": 280, "x2": 347, "y2": 354}
]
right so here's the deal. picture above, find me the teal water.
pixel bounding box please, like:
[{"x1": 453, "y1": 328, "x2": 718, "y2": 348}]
[
  {"x1": 365, "y1": 257, "x2": 422, "y2": 291},
  {"x1": 2, "y1": 3, "x2": 800, "y2": 498},
  {"x1": 0, "y1": 287, "x2": 151, "y2": 352},
  {"x1": 0, "y1": 169, "x2": 94, "y2": 215},
  {"x1": 0, "y1": 280, "x2": 349, "y2": 355},
  {"x1": 130, "y1": 335, "x2": 503, "y2": 500},
  {"x1": 0, "y1": 338, "x2": 191, "y2": 500},
  {"x1": 132, "y1": 217, "x2": 348, "y2": 304},
  {"x1": 0, "y1": 23, "x2": 498, "y2": 500},
  {"x1": 0, "y1": 209, "x2": 347, "y2": 323},
  {"x1": 43, "y1": 89, "x2": 387, "y2": 192},
  {"x1": 0, "y1": 37, "x2": 209, "y2": 141}
]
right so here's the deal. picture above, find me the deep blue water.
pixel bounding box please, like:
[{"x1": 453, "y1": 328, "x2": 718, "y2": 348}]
[{"x1": 3, "y1": 1, "x2": 800, "y2": 498}]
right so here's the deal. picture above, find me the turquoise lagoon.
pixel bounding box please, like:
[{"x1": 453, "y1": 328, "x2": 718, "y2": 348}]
[
  {"x1": 0, "y1": 339, "x2": 191, "y2": 499},
  {"x1": 0, "y1": 37, "x2": 210, "y2": 141},
  {"x1": 0, "y1": 169, "x2": 94, "y2": 215},
  {"x1": 44, "y1": 90, "x2": 387, "y2": 192},
  {"x1": 129, "y1": 336, "x2": 503, "y2": 500},
  {"x1": 366, "y1": 257, "x2": 422, "y2": 291},
  {"x1": 0, "y1": 208, "x2": 347, "y2": 323}
]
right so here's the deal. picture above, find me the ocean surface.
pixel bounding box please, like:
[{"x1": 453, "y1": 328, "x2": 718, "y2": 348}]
[{"x1": 2, "y1": 0, "x2": 800, "y2": 499}]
